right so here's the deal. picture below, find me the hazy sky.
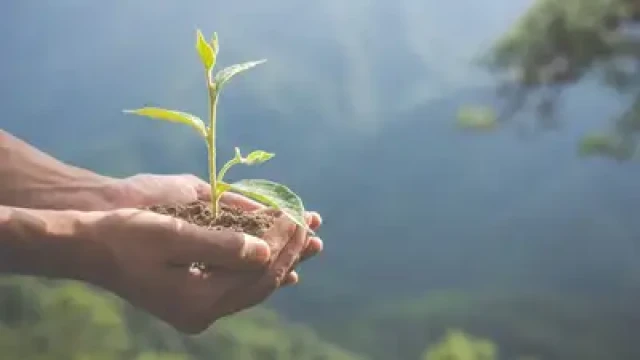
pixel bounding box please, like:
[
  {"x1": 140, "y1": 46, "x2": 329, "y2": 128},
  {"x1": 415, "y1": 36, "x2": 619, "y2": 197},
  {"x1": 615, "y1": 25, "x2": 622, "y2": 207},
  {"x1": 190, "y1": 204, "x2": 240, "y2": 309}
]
[{"x1": 0, "y1": 0, "x2": 532, "y2": 136}]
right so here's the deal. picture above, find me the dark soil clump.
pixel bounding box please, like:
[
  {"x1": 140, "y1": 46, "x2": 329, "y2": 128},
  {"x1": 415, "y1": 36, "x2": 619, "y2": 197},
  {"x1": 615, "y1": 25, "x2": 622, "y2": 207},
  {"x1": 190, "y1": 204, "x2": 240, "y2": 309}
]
[{"x1": 147, "y1": 200, "x2": 275, "y2": 238}]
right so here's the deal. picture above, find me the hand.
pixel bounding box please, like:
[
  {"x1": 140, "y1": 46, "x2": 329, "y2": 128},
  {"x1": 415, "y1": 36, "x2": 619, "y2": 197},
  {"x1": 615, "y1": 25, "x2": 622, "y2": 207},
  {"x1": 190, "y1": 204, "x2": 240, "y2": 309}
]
[
  {"x1": 111, "y1": 173, "x2": 324, "y2": 285},
  {"x1": 85, "y1": 207, "x2": 308, "y2": 334},
  {"x1": 220, "y1": 191, "x2": 323, "y2": 286},
  {"x1": 106, "y1": 173, "x2": 212, "y2": 209}
]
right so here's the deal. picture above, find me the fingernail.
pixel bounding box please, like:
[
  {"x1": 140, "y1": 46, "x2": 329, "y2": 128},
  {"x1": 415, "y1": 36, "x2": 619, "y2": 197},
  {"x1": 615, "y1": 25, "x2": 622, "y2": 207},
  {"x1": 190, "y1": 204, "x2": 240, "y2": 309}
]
[
  {"x1": 283, "y1": 271, "x2": 299, "y2": 287},
  {"x1": 305, "y1": 211, "x2": 322, "y2": 227},
  {"x1": 311, "y1": 237, "x2": 323, "y2": 252},
  {"x1": 312, "y1": 211, "x2": 322, "y2": 224},
  {"x1": 243, "y1": 234, "x2": 271, "y2": 264}
]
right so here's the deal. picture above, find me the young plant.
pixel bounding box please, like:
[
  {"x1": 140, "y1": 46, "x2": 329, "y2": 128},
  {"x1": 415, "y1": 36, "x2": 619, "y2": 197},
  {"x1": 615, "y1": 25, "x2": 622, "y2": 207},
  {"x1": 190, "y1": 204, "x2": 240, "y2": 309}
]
[{"x1": 123, "y1": 29, "x2": 311, "y2": 232}]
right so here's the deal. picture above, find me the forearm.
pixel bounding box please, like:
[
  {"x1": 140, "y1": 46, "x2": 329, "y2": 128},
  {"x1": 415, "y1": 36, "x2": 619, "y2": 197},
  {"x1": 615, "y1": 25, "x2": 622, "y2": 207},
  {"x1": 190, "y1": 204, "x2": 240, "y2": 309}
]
[
  {"x1": 0, "y1": 129, "x2": 118, "y2": 210},
  {"x1": 0, "y1": 205, "x2": 108, "y2": 284}
]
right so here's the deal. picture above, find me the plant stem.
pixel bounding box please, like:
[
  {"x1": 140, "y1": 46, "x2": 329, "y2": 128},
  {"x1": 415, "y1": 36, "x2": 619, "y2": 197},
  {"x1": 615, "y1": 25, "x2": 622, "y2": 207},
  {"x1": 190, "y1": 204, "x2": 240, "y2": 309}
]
[{"x1": 207, "y1": 83, "x2": 220, "y2": 217}]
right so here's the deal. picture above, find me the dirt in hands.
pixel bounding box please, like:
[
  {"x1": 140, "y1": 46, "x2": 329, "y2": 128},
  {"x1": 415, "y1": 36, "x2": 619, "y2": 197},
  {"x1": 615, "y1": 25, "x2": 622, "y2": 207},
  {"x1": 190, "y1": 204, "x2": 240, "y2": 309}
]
[{"x1": 147, "y1": 200, "x2": 275, "y2": 238}]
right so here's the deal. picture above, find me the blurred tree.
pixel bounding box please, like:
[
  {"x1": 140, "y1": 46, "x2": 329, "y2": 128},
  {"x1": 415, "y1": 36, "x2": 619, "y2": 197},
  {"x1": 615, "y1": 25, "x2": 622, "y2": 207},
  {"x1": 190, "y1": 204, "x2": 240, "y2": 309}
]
[
  {"x1": 133, "y1": 353, "x2": 190, "y2": 360},
  {"x1": 0, "y1": 277, "x2": 366, "y2": 360},
  {"x1": 422, "y1": 329, "x2": 497, "y2": 360},
  {"x1": 185, "y1": 308, "x2": 368, "y2": 360},
  {"x1": 458, "y1": 0, "x2": 640, "y2": 161},
  {"x1": 331, "y1": 290, "x2": 640, "y2": 360},
  {"x1": 0, "y1": 277, "x2": 130, "y2": 360}
]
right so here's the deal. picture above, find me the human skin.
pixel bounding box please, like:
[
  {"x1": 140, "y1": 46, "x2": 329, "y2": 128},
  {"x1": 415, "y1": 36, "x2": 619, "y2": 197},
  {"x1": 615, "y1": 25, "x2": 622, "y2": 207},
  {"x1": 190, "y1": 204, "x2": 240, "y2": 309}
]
[{"x1": 0, "y1": 129, "x2": 323, "y2": 333}]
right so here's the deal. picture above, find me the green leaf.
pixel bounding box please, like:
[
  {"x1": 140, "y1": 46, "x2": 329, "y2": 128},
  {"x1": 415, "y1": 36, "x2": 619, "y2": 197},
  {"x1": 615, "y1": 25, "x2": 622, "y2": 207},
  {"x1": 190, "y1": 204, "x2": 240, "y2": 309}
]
[
  {"x1": 216, "y1": 181, "x2": 231, "y2": 194},
  {"x1": 196, "y1": 29, "x2": 216, "y2": 70},
  {"x1": 214, "y1": 60, "x2": 267, "y2": 89},
  {"x1": 123, "y1": 107, "x2": 207, "y2": 138},
  {"x1": 228, "y1": 179, "x2": 311, "y2": 232},
  {"x1": 578, "y1": 133, "x2": 616, "y2": 156},
  {"x1": 243, "y1": 150, "x2": 275, "y2": 165},
  {"x1": 217, "y1": 149, "x2": 275, "y2": 182},
  {"x1": 456, "y1": 105, "x2": 498, "y2": 131},
  {"x1": 210, "y1": 32, "x2": 219, "y2": 57},
  {"x1": 578, "y1": 133, "x2": 634, "y2": 161}
]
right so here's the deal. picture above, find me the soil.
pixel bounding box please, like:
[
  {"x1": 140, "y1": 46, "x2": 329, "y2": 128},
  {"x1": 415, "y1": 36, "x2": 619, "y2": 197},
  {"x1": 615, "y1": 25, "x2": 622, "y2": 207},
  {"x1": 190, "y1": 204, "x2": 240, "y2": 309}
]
[{"x1": 146, "y1": 200, "x2": 276, "y2": 238}]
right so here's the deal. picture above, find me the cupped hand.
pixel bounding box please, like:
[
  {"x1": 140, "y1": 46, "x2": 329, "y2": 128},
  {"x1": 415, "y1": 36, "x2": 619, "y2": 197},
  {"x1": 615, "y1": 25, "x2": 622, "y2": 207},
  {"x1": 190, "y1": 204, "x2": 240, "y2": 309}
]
[
  {"x1": 111, "y1": 173, "x2": 324, "y2": 285},
  {"x1": 108, "y1": 173, "x2": 212, "y2": 208},
  {"x1": 218, "y1": 191, "x2": 323, "y2": 285},
  {"x1": 87, "y1": 207, "x2": 307, "y2": 334}
]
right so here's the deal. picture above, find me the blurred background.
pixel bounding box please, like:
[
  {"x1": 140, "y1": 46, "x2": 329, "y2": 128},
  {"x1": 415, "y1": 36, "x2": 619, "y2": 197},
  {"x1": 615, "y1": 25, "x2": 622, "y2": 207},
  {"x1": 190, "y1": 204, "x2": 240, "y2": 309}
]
[{"x1": 2, "y1": 0, "x2": 640, "y2": 359}]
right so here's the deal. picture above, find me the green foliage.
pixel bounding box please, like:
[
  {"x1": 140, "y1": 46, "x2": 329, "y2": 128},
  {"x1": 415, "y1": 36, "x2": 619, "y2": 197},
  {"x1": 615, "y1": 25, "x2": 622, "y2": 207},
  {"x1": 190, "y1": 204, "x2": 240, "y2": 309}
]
[
  {"x1": 0, "y1": 277, "x2": 365, "y2": 360},
  {"x1": 226, "y1": 179, "x2": 308, "y2": 231},
  {"x1": 205, "y1": 309, "x2": 367, "y2": 360},
  {"x1": 133, "y1": 354, "x2": 190, "y2": 360},
  {"x1": 124, "y1": 29, "x2": 310, "y2": 230},
  {"x1": 328, "y1": 290, "x2": 640, "y2": 360},
  {"x1": 578, "y1": 132, "x2": 635, "y2": 160},
  {"x1": 456, "y1": 106, "x2": 498, "y2": 131},
  {"x1": 217, "y1": 148, "x2": 275, "y2": 183},
  {"x1": 422, "y1": 329, "x2": 497, "y2": 360},
  {"x1": 122, "y1": 108, "x2": 207, "y2": 138},
  {"x1": 6, "y1": 278, "x2": 640, "y2": 360},
  {"x1": 460, "y1": 0, "x2": 640, "y2": 160},
  {"x1": 0, "y1": 277, "x2": 130, "y2": 360},
  {"x1": 213, "y1": 60, "x2": 268, "y2": 91},
  {"x1": 195, "y1": 29, "x2": 216, "y2": 71}
]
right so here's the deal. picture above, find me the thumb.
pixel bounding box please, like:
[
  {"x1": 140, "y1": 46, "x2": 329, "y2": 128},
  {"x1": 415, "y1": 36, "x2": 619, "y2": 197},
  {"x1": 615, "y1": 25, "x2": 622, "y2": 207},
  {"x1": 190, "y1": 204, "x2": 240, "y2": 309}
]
[
  {"x1": 170, "y1": 224, "x2": 272, "y2": 270},
  {"x1": 119, "y1": 174, "x2": 200, "y2": 207}
]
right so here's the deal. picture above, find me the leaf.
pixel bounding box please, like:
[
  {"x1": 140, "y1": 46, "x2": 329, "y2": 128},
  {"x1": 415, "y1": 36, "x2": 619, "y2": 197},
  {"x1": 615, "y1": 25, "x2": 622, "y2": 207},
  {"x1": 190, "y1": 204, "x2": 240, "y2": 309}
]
[
  {"x1": 216, "y1": 182, "x2": 231, "y2": 194},
  {"x1": 228, "y1": 179, "x2": 311, "y2": 232},
  {"x1": 210, "y1": 32, "x2": 219, "y2": 57},
  {"x1": 243, "y1": 150, "x2": 275, "y2": 165},
  {"x1": 214, "y1": 60, "x2": 267, "y2": 89},
  {"x1": 123, "y1": 107, "x2": 207, "y2": 138},
  {"x1": 578, "y1": 133, "x2": 634, "y2": 161},
  {"x1": 196, "y1": 29, "x2": 216, "y2": 70},
  {"x1": 217, "y1": 149, "x2": 275, "y2": 182},
  {"x1": 456, "y1": 105, "x2": 498, "y2": 131}
]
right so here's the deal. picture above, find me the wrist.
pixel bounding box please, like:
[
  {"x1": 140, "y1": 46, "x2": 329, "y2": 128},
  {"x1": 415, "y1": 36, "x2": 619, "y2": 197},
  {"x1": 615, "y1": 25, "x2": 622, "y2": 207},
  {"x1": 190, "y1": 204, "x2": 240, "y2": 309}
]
[
  {"x1": 0, "y1": 169, "x2": 121, "y2": 211},
  {"x1": 0, "y1": 130, "x2": 121, "y2": 210},
  {"x1": 0, "y1": 206, "x2": 114, "y2": 287}
]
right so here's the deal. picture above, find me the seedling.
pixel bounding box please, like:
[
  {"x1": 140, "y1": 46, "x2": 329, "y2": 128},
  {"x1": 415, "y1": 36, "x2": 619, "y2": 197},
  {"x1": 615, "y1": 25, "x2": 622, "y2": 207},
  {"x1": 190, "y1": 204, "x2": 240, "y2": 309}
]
[{"x1": 124, "y1": 29, "x2": 310, "y2": 232}]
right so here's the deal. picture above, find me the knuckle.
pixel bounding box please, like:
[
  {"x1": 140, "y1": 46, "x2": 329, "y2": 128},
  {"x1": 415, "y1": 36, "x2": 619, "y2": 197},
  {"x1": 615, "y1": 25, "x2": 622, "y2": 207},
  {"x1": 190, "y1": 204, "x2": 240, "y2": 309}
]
[
  {"x1": 270, "y1": 267, "x2": 287, "y2": 286},
  {"x1": 226, "y1": 232, "x2": 249, "y2": 260}
]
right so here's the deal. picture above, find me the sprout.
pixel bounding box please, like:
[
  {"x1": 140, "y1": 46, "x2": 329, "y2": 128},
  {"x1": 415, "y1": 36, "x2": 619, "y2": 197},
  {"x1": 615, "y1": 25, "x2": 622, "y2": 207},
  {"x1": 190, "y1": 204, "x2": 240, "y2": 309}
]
[{"x1": 124, "y1": 29, "x2": 310, "y2": 231}]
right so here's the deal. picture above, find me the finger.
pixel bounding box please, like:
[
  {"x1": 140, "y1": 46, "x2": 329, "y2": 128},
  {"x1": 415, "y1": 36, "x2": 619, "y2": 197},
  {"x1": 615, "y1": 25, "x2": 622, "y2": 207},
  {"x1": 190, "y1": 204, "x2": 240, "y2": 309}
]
[
  {"x1": 282, "y1": 236, "x2": 323, "y2": 273},
  {"x1": 235, "y1": 220, "x2": 305, "y2": 298},
  {"x1": 269, "y1": 224, "x2": 307, "y2": 286},
  {"x1": 282, "y1": 271, "x2": 299, "y2": 287},
  {"x1": 154, "y1": 174, "x2": 210, "y2": 203},
  {"x1": 212, "y1": 223, "x2": 306, "y2": 317},
  {"x1": 219, "y1": 192, "x2": 264, "y2": 211},
  {"x1": 170, "y1": 222, "x2": 271, "y2": 270},
  {"x1": 188, "y1": 176, "x2": 212, "y2": 201},
  {"x1": 305, "y1": 211, "x2": 322, "y2": 231},
  {"x1": 300, "y1": 237, "x2": 323, "y2": 263},
  {"x1": 253, "y1": 209, "x2": 292, "y2": 259}
]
